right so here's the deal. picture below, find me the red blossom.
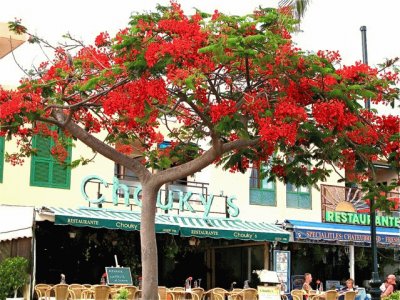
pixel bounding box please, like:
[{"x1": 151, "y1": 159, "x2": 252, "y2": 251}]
[{"x1": 209, "y1": 100, "x2": 237, "y2": 123}]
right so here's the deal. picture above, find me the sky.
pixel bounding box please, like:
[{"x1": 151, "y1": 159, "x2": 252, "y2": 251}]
[{"x1": 1, "y1": 0, "x2": 400, "y2": 90}]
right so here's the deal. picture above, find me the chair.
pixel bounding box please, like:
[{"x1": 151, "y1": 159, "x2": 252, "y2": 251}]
[
  {"x1": 69, "y1": 284, "x2": 86, "y2": 299},
  {"x1": 46, "y1": 284, "x2": 74, "y2": 300},
  {"x1": 210, "y1": 288, "x2": 228, "y2": 300},
  {"x1": 291, "y1": 289, "x2": 304, "y2": 300},
  {"x1": 238, "y1": 288, "x2": 258, "y2": 300},
  {"x1": 92, "y1": 285, "x2": 111, "y2": 300},
  {"x1": 172, "y1": 287, "x2": 185, "y2": 291},
  {"x1": 166, "y1": 289, "x2": 176, "y2": 300},
  {"x1": 292, "y1": 295, "x2": 302, "y2": 300},
  {"x1": 35, "y1": 284, "x2": 52, "y2": 300},
  {"x1": 325, "y1": 290, "x2": 339, "y2": 300},
  {"x1": 191, "y1": 287, "x2": 204, "y2": 300},
  {"x1": 124, "y1": 286, "x2": 138, "y2": 300},
  {"x1": 212, "y1": 294, "x2": 224, "y2": 300},
  {"x1": 158, "y1": 286, "x2": 168, "y2": 300},
  {"x1": 344, "y1": 291, "x2": 356, "y2": 300}
]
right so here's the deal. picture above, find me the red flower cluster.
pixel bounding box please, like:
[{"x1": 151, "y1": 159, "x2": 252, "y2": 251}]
[
  {"x1": 312, "y1": 100, "x2": 357, "y2": 130},
  {"x1": 95, "y1": 32, "x2": 110, "y2": 48},
  {"x1": 209, "y1": 100, "x2": 237, "y2": 123}
]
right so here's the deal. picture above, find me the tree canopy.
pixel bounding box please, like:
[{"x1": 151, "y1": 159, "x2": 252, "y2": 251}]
[{"x1": 1, "y1": 3, "x2": 399, "y2": 298}]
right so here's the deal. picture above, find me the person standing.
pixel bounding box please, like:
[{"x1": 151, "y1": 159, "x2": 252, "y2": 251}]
[{"x1": 381, "y1": 275, "x2": 397, "y2": 298}]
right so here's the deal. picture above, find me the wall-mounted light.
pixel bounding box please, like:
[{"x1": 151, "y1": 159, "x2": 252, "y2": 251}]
[
  {"x1": 112, "y1": 240, "x2": 118, "y2": 246},
  {"x1": 189, "y1": 237, "x2": 200, "y2": 246},
  {"x1": 69, "y1": 231, "x2": 77, "y2": 239}
]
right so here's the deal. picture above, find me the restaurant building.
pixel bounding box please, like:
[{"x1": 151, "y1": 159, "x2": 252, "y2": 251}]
[{"x1": 0, "y1": 22, "x2": 399, "y2": 298}]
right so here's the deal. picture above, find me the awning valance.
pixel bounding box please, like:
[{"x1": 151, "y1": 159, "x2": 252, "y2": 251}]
[
  {"x1": 0, "y1": 205, "x2": 34, "y2": 241},
  {"x1": 170, "y1": 215, "x2": 289, "y2": 242},
  {"x1": 287, "y1": 219, "x2": 400, "y2": 248},
  {"x1": 45, "y1": 207, "x2": 179, "y2": 235},
  {"x1": 40, "y1": 207, "x2": 289, "y2": 243}
]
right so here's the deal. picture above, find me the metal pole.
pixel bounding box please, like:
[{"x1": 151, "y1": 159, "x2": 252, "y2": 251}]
[
  {"x1": 360, "y1": 25, "x2": 381, "y2": 300},
  {"x1": 349, "y1": 245, "x2": 355, "y2": 281},
  {"x1": 360, "y1": 26, "x2": 370, "y2": 111}
]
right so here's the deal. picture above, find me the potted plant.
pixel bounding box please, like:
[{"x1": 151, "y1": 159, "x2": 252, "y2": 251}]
[
  {"x1": 115, "y1": 288, "x2": 129, "y2": 300},
  {"x1": 0, "y1": 257, "x2": 29, "y2": 300}
]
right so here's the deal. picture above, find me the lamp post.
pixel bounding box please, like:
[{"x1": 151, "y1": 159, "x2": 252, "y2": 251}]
[{"x1": 360, "y1": 25, "x2": 381, "y2": 300}]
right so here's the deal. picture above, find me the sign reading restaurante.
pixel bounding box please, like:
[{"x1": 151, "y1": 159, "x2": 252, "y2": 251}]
[{"x1": 325, "y1": 211, "x2": 400, "y2": 228}]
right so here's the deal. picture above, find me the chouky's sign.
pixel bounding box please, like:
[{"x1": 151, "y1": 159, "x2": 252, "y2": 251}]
[{"x1": 81, "y1": 175, "x2": 240, "y2": 218}]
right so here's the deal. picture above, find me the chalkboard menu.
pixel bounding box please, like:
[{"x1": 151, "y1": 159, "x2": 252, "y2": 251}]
[{"x1": 105, "y1": 267, "x2": 133, "y2": 285}]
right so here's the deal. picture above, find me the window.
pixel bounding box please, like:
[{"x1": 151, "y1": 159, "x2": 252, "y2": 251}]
[
  {"x1": 115, "y1": 164, "x2": 138, "y2": 181},
  {"x1": 249, "y1": 165, "x2": 276, "y2": 206},
  {"x1": 30, "y1": 134, "x2": 71, "y2": 189},
  {"x1": 0, "y1": 137, "x2": 4, "y2": 183},
  {"x1": 286, "y1": 183, "x2": 311, "y2": 209}
]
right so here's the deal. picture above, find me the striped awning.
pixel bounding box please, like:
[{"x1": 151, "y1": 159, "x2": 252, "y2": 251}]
[
  {"x1": 170, "y1": 215, "x2": 289, "y2": 242},
  {"x1": 40, "y1": 207, "x2": 289, "y2": 242},
  {"x1": 45, "y1": 207, "x2": 179, "y2": 235},
  {"x1": 0, "y1": 205, "x2": 34, "y2": 241}
]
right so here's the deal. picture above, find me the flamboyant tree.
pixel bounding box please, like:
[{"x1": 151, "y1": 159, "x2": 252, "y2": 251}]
[{"x1": 1, "y1": 3, "x2": 399, "y2": 298}]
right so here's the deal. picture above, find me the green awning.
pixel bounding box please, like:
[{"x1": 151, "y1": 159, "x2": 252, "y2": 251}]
[
  {"x1": 170, "y1": 215, "x2": 289, "y2": 242},
  {"x1": 48, "y1": 207, "x2": 179, "y2": 235},
  {"x1": 43, "y1": 207, "x2": 289, "y2": 242}
]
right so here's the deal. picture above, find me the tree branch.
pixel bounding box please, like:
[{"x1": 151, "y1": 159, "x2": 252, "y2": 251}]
[{"x1": 51, "y1": 109, "x2": 152, "y2": 183}]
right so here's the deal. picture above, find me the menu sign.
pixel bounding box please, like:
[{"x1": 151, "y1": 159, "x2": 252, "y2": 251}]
[
  {"x1": 105, "y1": 267, "x2": 133, "y2": 285},
  {"x1": 273, "y1": 250, "x2": 290, "y2": 293}
]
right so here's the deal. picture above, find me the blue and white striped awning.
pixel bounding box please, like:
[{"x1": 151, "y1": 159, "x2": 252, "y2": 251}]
[
  {"x1": 40, "y1": 207, "x2": 289, "y2": 242},
  {"x1": 287, "y1": 219, "x2": 400, "y2": 248}
]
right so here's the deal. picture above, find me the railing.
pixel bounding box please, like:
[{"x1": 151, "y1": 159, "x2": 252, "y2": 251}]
[{"x1": 84, "y1": 174, "x2": 230, "y2": 217}]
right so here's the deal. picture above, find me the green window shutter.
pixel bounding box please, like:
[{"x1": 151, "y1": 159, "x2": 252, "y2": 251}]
[
  {"x1": 249, "y1": 165, "x2": 276, "y2": 206},
  {"x1": 30, "y1": 134, "x2": 71, "y2": 189},
  {"x1": 0, "y1": 137, "x2": 4, "y2": 183},
  {"x1": 286, "y1": 183, "x2": 311, "y2": 209}
]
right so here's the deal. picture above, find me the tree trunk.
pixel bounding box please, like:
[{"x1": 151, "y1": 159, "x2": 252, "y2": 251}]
[{"x1": 140, "y1": 184, "x2": 159, "y2": 300}]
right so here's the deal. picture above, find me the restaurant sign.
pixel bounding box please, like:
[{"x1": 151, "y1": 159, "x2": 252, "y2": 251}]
[
  {"x1": 321, "y1": 185, "x2": 400, "y2": 228},
  {"x1": 325, "y1": 211, "x2": 400, "y2": 228},
  {"x1": 81, "y1": 175, "x2": 240, "y2": 218},
  {"x1": 294, "y1": 228, "x2": 400, "y2": 245}
]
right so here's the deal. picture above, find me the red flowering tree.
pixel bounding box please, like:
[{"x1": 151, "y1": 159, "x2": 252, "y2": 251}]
[{"x1": 2, "y1": 4, "x2": 399, "y2": 298}]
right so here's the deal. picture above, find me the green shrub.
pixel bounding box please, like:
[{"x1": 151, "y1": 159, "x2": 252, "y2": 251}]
[
  {"x1": 387, "y1": 291, "x2": 400, "y2": 300},
  {"x1": 115, "y1": 288, "x2": 129, "y2": 300},
  {"x1": 0, "y1": 257, "x2": 29, "y2": 300}
]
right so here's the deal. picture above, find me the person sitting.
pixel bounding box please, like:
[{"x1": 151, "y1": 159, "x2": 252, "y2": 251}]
[
  {"x1": 380, "y1": 279, "x2": 388, "y2": 293},
  {"x1": 302, "y1": 273, "x2": 313, "y2": 300},
  {"x1": 338, "y1": 279, "x2": 357, "y2": 300},
  {"x1": 341, "y1": 279, "x2": 357, "y2": 292},
  {"x1": 381, "y1": 274, "x2": 397, "y2": 298}
]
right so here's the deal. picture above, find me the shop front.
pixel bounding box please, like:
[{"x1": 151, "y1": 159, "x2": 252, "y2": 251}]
[
  {"x1": 281, "y1": 184, "x2": 400, "y2": 289},
  {"x1": 31, "y1": 174, "x2": 290, "y2": 290}
]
